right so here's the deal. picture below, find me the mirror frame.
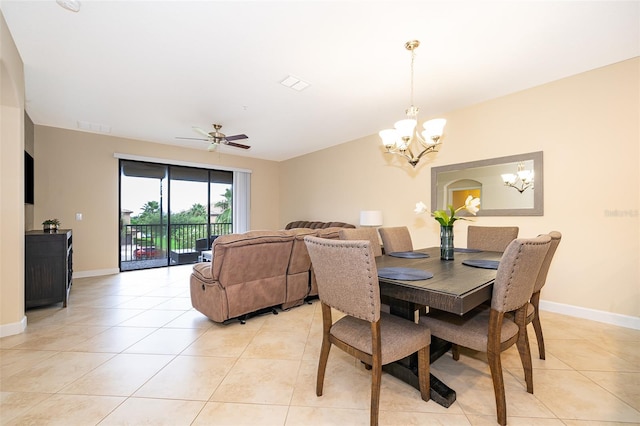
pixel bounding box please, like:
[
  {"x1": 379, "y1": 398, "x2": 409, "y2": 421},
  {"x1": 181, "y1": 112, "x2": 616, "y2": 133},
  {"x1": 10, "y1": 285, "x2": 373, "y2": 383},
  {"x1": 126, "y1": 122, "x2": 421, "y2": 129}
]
[{"x1": 431, "y1": 151, "x2": 544, "y2": 216}]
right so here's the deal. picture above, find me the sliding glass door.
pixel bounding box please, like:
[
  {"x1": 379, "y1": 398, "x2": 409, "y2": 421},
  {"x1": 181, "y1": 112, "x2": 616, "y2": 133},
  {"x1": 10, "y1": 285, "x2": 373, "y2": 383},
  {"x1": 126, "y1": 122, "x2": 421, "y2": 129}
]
[
  {"x1": 119, "y1": 160, "x2": 233, "y2": 271},
  {"x1": 120, "y1": 162, "x2": 169, "y2": 270}
]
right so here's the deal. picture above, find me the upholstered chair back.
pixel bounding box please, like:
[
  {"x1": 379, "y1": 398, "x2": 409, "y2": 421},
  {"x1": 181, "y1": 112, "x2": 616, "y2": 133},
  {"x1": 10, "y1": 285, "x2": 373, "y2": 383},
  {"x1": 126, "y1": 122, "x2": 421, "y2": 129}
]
[
  {"x1": 339, "y1": 227, "x2": 383, "y2": 257},
  {"x1": 492, "y1": 235, "x2": 551, "y2": 313},
  {"x1": 304, "y1": 236, "x2": 380, "y2": 322},
  {"x1": 532, "y1": 231, "x2": 562, "y2": 293},
  {"x1": 467, "y1": 226, "x2": 519, "y2": 252},
  {"x1": 378, "y1": 226, "x2": 413, "y2": 254}
]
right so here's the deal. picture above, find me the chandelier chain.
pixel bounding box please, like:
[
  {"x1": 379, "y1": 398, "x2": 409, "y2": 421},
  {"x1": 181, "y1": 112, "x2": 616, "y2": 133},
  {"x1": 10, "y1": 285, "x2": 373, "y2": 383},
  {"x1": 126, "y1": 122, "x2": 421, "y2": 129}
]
[{"x1": 410, "y1": 48, "x2": 415, "y2": 108}]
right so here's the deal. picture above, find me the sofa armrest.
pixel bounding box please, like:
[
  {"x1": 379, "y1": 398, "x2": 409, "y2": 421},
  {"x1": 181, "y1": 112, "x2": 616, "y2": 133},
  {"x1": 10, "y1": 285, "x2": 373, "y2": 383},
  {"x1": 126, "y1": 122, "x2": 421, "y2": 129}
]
[{"x1": 192, "y1": 262, "x2": 214, "y2": 282}]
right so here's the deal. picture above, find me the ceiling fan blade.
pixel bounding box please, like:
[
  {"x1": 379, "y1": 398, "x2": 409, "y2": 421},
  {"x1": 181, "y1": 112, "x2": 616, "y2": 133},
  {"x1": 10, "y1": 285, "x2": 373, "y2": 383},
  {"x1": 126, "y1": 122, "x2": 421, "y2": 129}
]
[
  {"x1": 193, "y1": 127, "x2": 211, "y2": 137},
  {"x1": 225, "y1": 141, "x2": 251, "y2": 149},
  {"x1": 176, "y1": 137, "x2": 209, "y2": 141},
  {"x1": 224, "y1": 134, "x2": 248, "y2": 141}
]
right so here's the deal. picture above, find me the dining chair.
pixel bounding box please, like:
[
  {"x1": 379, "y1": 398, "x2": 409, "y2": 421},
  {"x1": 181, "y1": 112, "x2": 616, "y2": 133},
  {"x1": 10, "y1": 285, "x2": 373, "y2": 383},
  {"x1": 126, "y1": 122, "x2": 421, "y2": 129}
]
[
  {"x1": 526, "y1": 231, "x2": 562, "y2": 359},
  {"x1": 339, "y1": 227, "x2": 383, "y2": 257},
  {"x1": 304, "y1": 236, "x2": 431, "y2": 426},
  {"x1": 420, "y1": 235, "x2": 551, "y2": 426},
  {"x1": 339, "y1": 228, "x2": 389, "y2": 313},
  {"x1": 378, "y1": 226, "x2": 413, "y2": 254},
  {"x1": 467, "y1": 225, "x2": 519, "y2": 252}
]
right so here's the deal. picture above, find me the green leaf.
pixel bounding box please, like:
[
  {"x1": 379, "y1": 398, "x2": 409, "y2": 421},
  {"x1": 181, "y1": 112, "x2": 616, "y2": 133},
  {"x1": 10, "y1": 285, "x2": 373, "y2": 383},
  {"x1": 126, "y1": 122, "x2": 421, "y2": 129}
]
[
  {"x1": 433, "y1": 210, "x2": 451, "y2": 226},
  {"x1": 448, "y1": 205, "x2": 456, "y2": 221}
]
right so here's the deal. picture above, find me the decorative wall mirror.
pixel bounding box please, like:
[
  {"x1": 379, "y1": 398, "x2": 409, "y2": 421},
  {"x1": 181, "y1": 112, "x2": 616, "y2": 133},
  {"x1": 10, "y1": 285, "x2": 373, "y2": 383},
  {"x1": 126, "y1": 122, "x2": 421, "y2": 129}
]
[{"x1": 431, "y1": 151, "x2": 543, "y2": 216}]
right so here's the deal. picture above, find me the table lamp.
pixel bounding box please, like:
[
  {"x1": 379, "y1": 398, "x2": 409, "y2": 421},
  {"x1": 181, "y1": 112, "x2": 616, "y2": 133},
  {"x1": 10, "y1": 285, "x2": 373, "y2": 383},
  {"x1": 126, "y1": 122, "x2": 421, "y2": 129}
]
[{"x1": 360, "y1": 210, "x2": 383, "y2": 227}]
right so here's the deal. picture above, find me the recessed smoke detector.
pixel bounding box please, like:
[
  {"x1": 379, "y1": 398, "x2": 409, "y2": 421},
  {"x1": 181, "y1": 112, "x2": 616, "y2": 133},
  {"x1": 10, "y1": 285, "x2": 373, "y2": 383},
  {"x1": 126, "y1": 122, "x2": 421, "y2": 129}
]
[
  {"x1": 56, "y1": 0, "x2": 81, "y2": 13},
  {"x1": 280, "y1": 75, "x2": 310, "y2": 91}
]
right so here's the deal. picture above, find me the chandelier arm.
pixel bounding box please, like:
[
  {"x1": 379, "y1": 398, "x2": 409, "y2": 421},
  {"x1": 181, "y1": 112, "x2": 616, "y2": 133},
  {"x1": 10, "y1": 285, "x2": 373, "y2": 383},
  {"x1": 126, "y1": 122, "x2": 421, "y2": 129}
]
[
  {"x1": 504, "y1": 180, "x2": 533, "y2": 194},
  {"x1": 386, "y1": 148, "x2": 419, "y2": 166},
  {"x1": 413, "y1": 145, "x2": 439, "y2": 163}
]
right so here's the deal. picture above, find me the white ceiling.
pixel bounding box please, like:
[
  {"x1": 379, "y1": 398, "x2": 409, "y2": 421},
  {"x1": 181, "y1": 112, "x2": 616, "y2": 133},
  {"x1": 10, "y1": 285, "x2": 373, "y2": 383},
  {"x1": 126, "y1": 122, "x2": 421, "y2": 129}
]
[{"x1": 2, "y1": 1, "x2": 638, "y2": 161}]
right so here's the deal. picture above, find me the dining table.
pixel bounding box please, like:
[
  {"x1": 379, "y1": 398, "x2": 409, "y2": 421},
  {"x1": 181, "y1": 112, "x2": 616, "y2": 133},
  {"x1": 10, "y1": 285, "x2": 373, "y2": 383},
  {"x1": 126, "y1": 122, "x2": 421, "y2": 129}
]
[{"x1": 375, "y1": 246, "x2": 503, "y2": 408}]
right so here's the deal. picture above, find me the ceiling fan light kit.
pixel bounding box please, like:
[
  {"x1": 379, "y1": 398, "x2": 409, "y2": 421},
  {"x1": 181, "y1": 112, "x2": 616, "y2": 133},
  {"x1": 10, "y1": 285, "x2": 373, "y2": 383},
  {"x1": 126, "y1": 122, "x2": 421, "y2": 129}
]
[{"x1": 177, "y1": 123, "x2": 250, "y2": 151}]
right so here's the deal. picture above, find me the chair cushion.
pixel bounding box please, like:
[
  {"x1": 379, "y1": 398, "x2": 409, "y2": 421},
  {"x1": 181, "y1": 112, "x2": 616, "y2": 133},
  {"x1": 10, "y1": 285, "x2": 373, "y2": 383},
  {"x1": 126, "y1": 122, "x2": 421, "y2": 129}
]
[
  {"x1": 421, "y1": 306, "x2": 518, "y2": 353},
  {"x1": 331, "y1": 312, "x2": 431, "y2": 365}
]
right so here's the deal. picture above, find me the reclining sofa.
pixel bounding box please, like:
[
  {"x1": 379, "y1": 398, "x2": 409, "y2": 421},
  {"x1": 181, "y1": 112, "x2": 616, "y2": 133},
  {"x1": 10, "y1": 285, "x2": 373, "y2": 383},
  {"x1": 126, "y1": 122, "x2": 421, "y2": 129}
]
[{"x1": 190, "y1": 222, "x2": 354, "y2": 323}]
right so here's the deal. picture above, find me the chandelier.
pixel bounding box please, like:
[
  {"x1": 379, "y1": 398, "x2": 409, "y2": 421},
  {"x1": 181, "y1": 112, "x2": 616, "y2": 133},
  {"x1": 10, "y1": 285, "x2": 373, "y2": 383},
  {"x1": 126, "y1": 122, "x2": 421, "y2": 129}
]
[
  {"x1": 379, "y1": 40, "x2": 446, "y2": 168},
  {"x1": 501, "y1": 162, "x2": 534, "y2": 193}
]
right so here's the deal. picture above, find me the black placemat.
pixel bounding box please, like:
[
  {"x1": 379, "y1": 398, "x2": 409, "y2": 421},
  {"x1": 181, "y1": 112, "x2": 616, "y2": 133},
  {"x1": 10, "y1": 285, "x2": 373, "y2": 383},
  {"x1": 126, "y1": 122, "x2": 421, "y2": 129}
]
[
  {"x1": 388, "y1": 251, "x2": 430, "y2": 259},
  {"x1": 377, "y1": 267, "x2": 433, "y2": 280},
  {"x1": 454, "y1": 248, "x2": 483, "y2": 253},
  {"x1": 462, "y1": 259, "x2": 500, "y2": 270}
]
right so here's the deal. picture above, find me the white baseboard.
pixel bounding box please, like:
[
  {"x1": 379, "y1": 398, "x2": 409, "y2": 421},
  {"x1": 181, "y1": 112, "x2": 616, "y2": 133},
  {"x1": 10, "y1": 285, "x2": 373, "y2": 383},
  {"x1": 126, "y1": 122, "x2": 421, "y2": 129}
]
[
  {"x1": 73, "y1": 268, "x2": 120, "y2": 279},
  {"x1": 0, "y1": 315, "x2": 27, "y2": 338},
  {"x1": 539, "y1": 300, "x2": 640, "y2": 330}
]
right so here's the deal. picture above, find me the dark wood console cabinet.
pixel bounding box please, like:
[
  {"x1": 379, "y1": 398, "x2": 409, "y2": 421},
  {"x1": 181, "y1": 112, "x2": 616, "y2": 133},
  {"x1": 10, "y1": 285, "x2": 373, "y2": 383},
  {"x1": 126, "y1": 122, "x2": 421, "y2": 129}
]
[{"x1": 25, "y1": 229, "x2": 73, "y2": 309}]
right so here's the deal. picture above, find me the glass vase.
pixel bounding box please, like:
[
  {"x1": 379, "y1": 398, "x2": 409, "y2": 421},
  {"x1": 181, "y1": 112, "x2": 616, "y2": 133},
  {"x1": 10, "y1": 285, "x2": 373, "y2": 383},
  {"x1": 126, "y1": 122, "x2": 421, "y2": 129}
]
[{"x1": 440, "y1": 225, "x2": 454, "y2": 260}]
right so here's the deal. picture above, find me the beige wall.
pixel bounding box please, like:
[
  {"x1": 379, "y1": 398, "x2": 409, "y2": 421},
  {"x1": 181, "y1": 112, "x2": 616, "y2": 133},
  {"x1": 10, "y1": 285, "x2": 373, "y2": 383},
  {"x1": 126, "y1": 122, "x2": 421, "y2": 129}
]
[
  {"x1": 1, "y1": 5, "x2": 638, "y2": 333},
  {"x1": 32, "y1": 127, "x2": 281, "y2": 274},
  {"x1": 0, "y1": 11, "x2": 26, "y2": 335},
  {"x1": 281, "y1": 58, "x2": 640, "y2": 319}
]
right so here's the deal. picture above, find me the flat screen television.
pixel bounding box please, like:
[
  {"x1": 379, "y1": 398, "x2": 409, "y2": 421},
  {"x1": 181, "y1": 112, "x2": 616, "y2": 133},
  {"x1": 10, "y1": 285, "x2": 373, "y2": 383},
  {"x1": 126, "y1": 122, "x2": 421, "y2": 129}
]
[{"x1": 25, "y1": 151, "x2": 34, "y2": 204}]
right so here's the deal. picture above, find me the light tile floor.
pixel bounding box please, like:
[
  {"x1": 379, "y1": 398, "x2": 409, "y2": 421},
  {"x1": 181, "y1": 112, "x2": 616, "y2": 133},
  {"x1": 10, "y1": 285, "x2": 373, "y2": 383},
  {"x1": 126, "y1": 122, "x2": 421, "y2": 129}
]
[{"x1": 1, "y1": 265, "x2": 639, "y2": 425}]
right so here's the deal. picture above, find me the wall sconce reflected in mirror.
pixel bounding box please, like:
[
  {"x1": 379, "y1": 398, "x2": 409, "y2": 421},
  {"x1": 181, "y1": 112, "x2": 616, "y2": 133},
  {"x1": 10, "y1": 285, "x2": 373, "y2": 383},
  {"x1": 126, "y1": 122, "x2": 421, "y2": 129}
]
[{"x1": 501, "y1": 162, "x2": 534, "y2": 193}]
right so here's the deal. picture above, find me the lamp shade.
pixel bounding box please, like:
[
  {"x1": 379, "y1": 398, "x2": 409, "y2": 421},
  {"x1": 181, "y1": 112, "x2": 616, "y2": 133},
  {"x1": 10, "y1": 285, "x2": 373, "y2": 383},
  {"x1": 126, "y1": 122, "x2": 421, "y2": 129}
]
[
  {"x1": 517, "y1": 170, "x2": 534, "y2": 183},
  {"x1": 423, "y1": 118, "x2": 446, "y2": 139},
  {"x1": 501, "y1": 173, "x2": 517, "y2": 184},
  {"x1": 394, "y1": 119, "x2": 417, "y2": 138},
  {"x1": 360, "y1": 210, "x2": 383, "y2": 227},
  {"x1": 379, "y1": 129, "x2": 399, "y2": 148}
]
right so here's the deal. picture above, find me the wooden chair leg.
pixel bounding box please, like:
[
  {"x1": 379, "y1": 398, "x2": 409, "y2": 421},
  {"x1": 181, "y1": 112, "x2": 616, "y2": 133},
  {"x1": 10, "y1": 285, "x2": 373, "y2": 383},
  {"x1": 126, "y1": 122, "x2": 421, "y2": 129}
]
[
  {"x1": 516, "y1": 306, "x2": 534, "y2": 393},
  {"x1": 370, "y1": 356, "x2": 382, "y2": 426},
  {"x1": 530, "y1": 292, "x2": 545, "y2": 359},
  {"x1": 487, "y1": 349, "x2": 507, "y2": 426},
  {"x1": 316, "y1": 338, "x2": 331, "y2": 396},
  {"x1": 488, "y1": 310, "x2": 507, "y2": 426},
  {"x1": 417, "y1": 345, "x2": 431, "y2": 402},
  {"x1": 451, "y1": 343, "x2": 460, "y2": 361},
  {"x1": 317, "y1": 303, "x2": 333, "y2": 396}
]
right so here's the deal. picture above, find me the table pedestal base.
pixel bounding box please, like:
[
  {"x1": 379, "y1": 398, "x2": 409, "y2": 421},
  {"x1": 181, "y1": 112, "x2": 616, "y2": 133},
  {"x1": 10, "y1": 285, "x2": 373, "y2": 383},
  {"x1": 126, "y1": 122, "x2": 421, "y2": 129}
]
[
  {"x1": 385, "y1": 299, "x2": 456, "y2": 407},
  {"x1": 382, "y1": 335, "x2": 456, "y2": 408}
]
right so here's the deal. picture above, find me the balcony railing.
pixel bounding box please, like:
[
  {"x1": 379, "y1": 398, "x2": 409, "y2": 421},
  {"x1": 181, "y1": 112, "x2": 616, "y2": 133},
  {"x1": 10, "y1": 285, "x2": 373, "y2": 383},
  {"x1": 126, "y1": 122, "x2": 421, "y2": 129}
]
[{"x1": 121, "y1": 222, "x2": 232, "y2": 263}]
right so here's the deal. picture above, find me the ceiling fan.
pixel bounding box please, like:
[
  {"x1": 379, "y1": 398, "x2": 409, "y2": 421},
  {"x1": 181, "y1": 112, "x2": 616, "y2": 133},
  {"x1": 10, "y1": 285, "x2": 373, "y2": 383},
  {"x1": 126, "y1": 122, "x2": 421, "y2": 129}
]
[{"x1": 177, "y1": 124, "x2": 250, "y2": 151}]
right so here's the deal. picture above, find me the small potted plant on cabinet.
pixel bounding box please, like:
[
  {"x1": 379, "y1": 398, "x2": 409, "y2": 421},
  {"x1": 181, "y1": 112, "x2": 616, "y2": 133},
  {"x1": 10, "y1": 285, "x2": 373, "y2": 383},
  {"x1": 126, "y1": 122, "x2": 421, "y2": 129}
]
[{"x1": 42, "y1": 218, "x2": 61, "y2": 233}]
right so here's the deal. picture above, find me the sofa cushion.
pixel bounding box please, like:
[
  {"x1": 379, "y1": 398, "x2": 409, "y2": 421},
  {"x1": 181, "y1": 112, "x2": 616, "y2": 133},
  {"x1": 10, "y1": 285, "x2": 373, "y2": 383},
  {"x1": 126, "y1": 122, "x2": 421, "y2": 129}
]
[
  {"x1": 211, "y1": 230, "x2": 294, "y2": 286},
  {"x1": 316, "y1": 227, "x2": 346, "y2": 240},
  {"x1": 192, "y1": 261, "x2": 213, "y2": 281},
  {"x1": 285, "y1": 220, "x2": 355, "y2": 230}
]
